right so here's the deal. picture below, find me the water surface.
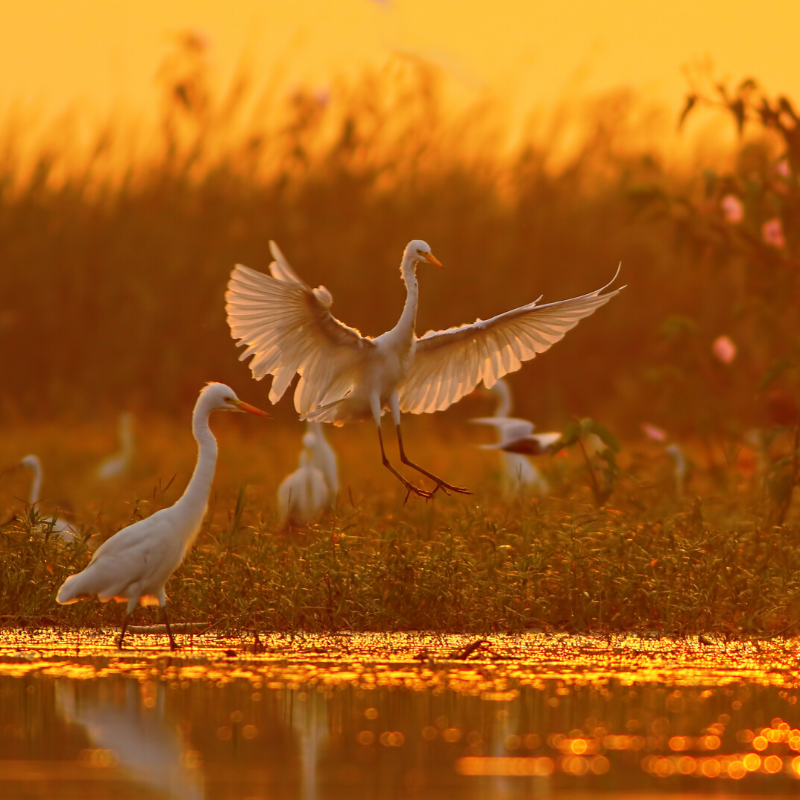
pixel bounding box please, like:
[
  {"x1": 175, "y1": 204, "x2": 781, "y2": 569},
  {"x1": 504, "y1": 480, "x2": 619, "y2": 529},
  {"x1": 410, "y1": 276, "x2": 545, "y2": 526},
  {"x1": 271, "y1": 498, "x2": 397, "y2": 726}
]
[{"x1": 1, "y1": 631, "x2": 799, "y2": 798}]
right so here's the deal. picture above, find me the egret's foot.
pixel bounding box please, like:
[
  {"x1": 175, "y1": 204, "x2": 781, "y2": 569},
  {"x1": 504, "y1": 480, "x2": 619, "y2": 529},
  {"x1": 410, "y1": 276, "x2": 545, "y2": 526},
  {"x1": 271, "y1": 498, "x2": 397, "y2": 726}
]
[
  {"x1": 400, "y1": 478, "x2": 434, "y2": 501},
  {"x1": 431, "y1": 480, "x2": 472, "y2": 496}
]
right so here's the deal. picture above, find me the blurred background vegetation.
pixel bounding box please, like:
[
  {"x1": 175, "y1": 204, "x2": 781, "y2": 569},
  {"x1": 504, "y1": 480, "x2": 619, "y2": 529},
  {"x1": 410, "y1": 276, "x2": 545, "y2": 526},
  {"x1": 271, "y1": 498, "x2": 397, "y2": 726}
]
[{"x1": 2, "y1": 36, "x2": 799, "y2": 447}]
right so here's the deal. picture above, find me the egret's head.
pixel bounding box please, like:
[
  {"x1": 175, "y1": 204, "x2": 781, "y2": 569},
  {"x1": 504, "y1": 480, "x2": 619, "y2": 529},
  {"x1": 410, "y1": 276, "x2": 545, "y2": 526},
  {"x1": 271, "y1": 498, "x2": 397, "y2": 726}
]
[
  {"x1": 201, "y1": 382, "x2": 271, "y2": 417},
  {"x1": 20, "y1": 454, "x2": 40, "y2": 471},
  {"x1": 407, "y1": 239, "x2": 443, "y2": 269}
]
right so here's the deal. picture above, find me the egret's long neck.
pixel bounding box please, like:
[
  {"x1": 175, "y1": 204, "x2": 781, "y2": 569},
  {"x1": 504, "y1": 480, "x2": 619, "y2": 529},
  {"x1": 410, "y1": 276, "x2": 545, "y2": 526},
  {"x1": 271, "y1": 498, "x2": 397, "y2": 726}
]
[
  {"x1": 175, "y1": 399, "x2": 218, "y2": 535},
  {"x1": 392, "y1": 251, "x2": 419, "y2": 340},
  {"x1": 29, "y1": 462, "x2": 42, "y2": 506},
  {"x1": 493, "y1": 380, "x2": 512, "y2": 417}
]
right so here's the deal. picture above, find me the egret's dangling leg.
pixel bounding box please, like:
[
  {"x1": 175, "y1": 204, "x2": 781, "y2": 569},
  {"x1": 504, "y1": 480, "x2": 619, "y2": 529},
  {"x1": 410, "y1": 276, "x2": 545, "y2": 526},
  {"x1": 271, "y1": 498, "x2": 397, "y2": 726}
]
[
  {"x1": 373, "y1": 397, "x2": 432, "y2": 499},
  {"x1": 390, "y1": 395, "x2": 472, "y2": 496}
]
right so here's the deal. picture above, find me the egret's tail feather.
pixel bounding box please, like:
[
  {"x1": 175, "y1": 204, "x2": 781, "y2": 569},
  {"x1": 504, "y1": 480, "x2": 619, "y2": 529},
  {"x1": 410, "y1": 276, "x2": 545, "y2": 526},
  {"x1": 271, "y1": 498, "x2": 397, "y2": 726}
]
[{"x1": 56, "y1": 573, "x2": 89, "y2": 605}]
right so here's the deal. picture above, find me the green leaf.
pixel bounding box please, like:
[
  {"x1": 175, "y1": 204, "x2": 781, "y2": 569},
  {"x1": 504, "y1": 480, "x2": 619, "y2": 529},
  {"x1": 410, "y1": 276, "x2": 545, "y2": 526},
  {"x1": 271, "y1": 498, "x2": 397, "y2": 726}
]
[
  {"x1": 730, "y1": 98, "x2": 746, "y2": 135},
  {"x1": 758, "y1": 355, "x2": 793, "y2": 393},
  {"x1": 556, "y1": 421, "x2": 582, "y2": 449},
  {"x1": 678, "y1": 94, "x2": 697, "y2": 130},
  {"x1": 660, "y1": 315, "x2": 697, "y2": 341},
  {"x1": 768, "y1": 470, "x2": 794, "y2": 507},
  {"x1": 737, "y1": 78, "x2": 758, "y2": 93},
  {"x1": 585, "y1": 421, "x2": 621, "y2": 454}
]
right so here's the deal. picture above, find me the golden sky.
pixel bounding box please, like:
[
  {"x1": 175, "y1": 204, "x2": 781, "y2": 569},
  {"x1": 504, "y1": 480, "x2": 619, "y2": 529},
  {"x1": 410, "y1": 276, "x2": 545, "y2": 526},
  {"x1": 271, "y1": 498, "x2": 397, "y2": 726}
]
[{"x1": 1, "y1": 0, "x2": 797, "y2": 132}]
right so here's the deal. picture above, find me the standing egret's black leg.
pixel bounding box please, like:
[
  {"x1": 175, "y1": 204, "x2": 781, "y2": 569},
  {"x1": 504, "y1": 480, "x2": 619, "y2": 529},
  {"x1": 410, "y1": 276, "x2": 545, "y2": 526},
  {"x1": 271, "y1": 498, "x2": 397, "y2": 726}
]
[
  {"x1": 118, "y1": 609, "x2": 133, "y2": 650},
  {"x1": 395, "y1": 425, "x2": 472, "y2": 496},
  {"x1": 161, "y1": 606, "x2": 179, "y2": 651},
  {"x1": 377, "y1": 426, "x2": 433, "y2": 499}
]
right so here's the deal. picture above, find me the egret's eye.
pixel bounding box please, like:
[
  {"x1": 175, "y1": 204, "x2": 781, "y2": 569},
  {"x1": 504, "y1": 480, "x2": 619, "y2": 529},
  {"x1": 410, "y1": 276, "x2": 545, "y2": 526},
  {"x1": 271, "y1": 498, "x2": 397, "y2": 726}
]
[
  {"x1": 416, "y1": 248, "x2": 425, "y2": 256},
  {"x1": 224, "y1": 396, "x2": 235, "y2": 404}
]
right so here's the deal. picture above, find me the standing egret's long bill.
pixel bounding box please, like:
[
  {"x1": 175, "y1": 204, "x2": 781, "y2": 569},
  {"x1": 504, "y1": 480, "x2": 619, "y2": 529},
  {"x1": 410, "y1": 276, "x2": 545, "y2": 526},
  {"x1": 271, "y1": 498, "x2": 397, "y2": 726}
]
[
  {"x1": 226, "y1": 240, "x2": 623, "y2": 499},
  {"x1": 230, "y1": 398, "x2": 271, "y2": 417}
]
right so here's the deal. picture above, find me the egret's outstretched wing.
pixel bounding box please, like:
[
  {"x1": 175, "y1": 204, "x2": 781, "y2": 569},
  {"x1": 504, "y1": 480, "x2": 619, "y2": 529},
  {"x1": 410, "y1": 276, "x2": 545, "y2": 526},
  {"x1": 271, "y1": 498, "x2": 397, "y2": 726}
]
[
  {"x1": 399, "y1": 270, "x2": 623, "y2": 415},
  {"x1": 483, "y1": 432, "x2": 562, "y2": 455},
  {"x1": 470, "y1": 417, "x2": 535, "y2": 443},
  {"x1": 226, "y1": 242, "x2": 376, "y2": 413}
]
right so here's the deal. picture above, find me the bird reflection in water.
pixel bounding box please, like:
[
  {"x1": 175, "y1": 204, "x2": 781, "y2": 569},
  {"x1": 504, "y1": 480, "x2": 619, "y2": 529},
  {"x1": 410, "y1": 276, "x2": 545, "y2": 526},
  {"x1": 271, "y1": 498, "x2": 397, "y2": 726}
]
[
  {"x1": 55, "y1": 678, "x2": 204, "y2": 800},
  {"x1": 285, "y1": 688, "x2": 330, "y2": 800}
]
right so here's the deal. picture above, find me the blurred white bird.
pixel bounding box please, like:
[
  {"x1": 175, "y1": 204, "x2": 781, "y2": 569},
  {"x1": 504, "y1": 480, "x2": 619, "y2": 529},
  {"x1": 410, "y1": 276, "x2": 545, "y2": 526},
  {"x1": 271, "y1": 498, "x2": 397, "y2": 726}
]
[
  {"x1": 306, "y1": 420, "x2": 339, "y2": 507},
  {"x1": 278, "y1": 432, "x2": 329, "y2": 527},
  {"x1": 97, "y1": 411, "x2": 136, "y2": 479},
  {"x1": 665, "y1": 444, "x2": 687, "y2": 498},
  {"x1": 471, "y1": 378, "x2": 556, "y2": 494},
  {"x1": 57, "y1": 383, "x2": 269, "y2": 650},
  {"x1": 226, "y1": 240, "x2": 622, "y2": 498},
  {"x1": 20, "y1": 454, "x2": 77, "y2": 541},
  {"x1": 642, "y1": 423, "x2": 687, "y2": 498}
]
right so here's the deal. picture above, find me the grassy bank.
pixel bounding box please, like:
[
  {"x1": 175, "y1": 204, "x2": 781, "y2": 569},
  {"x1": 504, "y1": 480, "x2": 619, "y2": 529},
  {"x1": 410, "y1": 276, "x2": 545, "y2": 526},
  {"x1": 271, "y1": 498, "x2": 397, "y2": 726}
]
[{"x1": 2, "y1": 417, "x2": 798, "y2": 636}]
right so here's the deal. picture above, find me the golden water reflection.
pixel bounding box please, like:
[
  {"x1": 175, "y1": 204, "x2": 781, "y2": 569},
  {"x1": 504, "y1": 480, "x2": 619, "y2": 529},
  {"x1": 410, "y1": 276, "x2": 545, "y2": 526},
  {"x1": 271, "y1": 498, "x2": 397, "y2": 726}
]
[{"x1": 0, "y1": 631, "x2": 799, "y2": 798}]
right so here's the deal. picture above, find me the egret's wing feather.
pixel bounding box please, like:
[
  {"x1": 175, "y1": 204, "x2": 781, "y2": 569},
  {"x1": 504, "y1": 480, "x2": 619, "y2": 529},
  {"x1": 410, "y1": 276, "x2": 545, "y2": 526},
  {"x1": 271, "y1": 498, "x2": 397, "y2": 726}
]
[
  {"x1": 399, "y1": 270, "x2": 623, "y2": 415},
  {"x1": 226, "y1": 254, "x2": 376, "y2": 414},
  {"x1": 470, "y1": 417, "x2": 535, "y2": 442}
]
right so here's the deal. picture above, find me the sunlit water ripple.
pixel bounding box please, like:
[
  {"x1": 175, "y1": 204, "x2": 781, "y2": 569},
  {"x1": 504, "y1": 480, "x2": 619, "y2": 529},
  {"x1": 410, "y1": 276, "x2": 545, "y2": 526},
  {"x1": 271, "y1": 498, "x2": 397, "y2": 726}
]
[{"x1": 1, "y1": 631, "x2": 799, "y2": 798}]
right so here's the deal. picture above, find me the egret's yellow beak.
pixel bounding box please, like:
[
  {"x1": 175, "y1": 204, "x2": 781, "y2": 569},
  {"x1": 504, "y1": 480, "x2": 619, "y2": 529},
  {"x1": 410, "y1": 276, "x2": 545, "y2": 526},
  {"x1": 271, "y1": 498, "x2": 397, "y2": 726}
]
[
  {"x1": 424, "y1": 252, "x2": 444, "y2": 269},
  {"x1": 231, "y1": 399, "x2": 271, "y2": 418}
]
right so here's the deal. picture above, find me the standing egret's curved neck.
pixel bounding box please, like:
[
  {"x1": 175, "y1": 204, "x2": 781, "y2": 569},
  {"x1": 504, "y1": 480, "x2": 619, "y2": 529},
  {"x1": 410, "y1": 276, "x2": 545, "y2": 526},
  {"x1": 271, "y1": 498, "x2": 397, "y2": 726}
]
[
  {"x1": 27, "y1": 460, "x2": 42, "y2": 506},
  {"x1": 391, "y1": 247, "x2": 420, "y2": 340},
  {"x1": 175, "y1": 396, "x2": 218, "y2": 534},
  {"x1": 492, "y1": 379, "x2": 512, "y2": 417}
]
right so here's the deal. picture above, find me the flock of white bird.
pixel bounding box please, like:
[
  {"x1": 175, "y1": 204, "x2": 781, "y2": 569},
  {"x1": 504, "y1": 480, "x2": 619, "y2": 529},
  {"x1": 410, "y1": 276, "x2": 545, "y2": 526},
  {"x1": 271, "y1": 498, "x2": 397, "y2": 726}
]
[{"x1": 16, "y1": 240, "x2": 623, "y2": 649}]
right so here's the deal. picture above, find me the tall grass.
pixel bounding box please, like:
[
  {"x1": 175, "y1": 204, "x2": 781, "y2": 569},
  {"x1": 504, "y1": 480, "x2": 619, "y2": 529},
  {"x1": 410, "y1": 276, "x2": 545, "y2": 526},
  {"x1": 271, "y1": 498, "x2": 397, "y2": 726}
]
[{"x1": 0, "y1": 41, "x2": 762, "y2": 439}]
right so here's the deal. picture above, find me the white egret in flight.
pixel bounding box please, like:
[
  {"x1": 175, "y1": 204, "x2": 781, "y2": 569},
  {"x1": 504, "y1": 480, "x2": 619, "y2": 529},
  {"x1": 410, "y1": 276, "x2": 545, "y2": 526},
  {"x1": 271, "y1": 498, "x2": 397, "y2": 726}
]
[
  {"x1": 226, "y1": 240, "x2": 621, "y2": 498},
  {"x1": 277, "y1": 431, "x2": 329, "y2": 527},
  {"x1": 20, "y1": 455, "x2": 78, "y2": 540},
  {"x1": 97, "y1": 411, "x2": 135, "y2": 479},
  {"x1": 471, "y1": 378, "x2": 554, "y2": 494},
  {"x1": 57, "y1": 383, "x2": 269, "y2": 650}
]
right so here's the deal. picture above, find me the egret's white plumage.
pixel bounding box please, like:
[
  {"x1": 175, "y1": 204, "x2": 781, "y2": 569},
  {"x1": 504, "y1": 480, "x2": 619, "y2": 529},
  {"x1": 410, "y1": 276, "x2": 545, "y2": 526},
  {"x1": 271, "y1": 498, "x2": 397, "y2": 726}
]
[
  {"x1": 277, "y1": 433, "x2": 329, "y2": 526},
  {"x1": 306, "y1": 421, "x2": 339, "y2": 506},
  {"x1": 226, "y1": 239, "x2": 621, "y2": 497},
  {"x1": 471, "y1": 379, "x2": 558, "y2": 493},
  {"x1": 20, "y1": 454, "x2": 77, "y2": 541},
  {"x1": 665, "y1": 444, "x2": 687, "y2": 498},
  {"x1": 97, "y1": 412, "x2": 135, "y2": 479},
  {"x1": 56, "y1": 383, "x2": 269, "y2": 650}
]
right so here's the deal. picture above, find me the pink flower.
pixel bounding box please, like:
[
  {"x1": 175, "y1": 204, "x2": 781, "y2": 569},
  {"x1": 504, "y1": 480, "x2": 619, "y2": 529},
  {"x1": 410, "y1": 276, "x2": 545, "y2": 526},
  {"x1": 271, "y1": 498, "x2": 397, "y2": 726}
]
[
  {"x1": 721, "y1": 195, "x2": 743, "y2": 223},
  {"x1": 776, "y1": 159, "x2": 790, "y2": 177},
  {"x1": 641, "y1": 423, "x2": 668, "y2": 442},
  {"x1": 712, "y1": 335, "x2": 737, "y2": 364},
  {"x1": 762, "y1": 218, "x2": 786, "y2": 248}
]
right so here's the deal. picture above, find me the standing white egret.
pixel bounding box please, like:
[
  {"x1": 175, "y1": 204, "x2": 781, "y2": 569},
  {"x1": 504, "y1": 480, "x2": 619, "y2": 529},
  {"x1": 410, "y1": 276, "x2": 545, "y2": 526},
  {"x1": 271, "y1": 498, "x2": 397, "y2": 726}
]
[
  {"x1": 57, "y1": 383, "x2": 269, "y2": 650},
  {"x1": 471, "y1": 378, "x2": 553, "y2": 494},
  {"x1": 97, "y1": 411, "x2": 136, "y2": 479},
  {"x1": 226, "y1": 240, "x2": 622, "y2": 498},
  {"x1": 306, "y1": 420, "x2": 339, "y2": 506},
  {"x1": 20, "y1": 455, "x2": 78, "y2": 540},
  {"x1": 277, "y1": 432, "x2": 329, "y2": 526}
]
